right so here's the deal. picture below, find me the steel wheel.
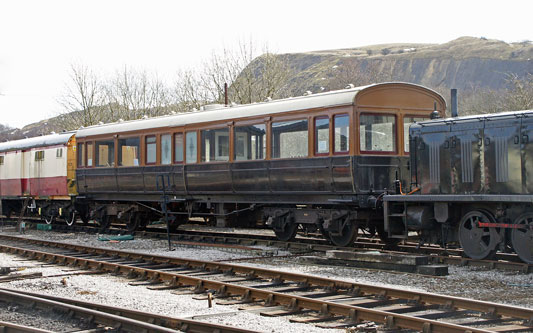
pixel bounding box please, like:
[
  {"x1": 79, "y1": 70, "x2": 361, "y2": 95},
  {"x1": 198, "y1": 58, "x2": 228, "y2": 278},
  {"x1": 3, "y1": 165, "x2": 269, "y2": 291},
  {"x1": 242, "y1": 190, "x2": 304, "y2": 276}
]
[
  {"x1": 44, "y1": 215, "x2": 54, "y2": 225},
  {"x1": 511, "y1": 213, "x2": 533, "y2": 264},
  {"x1": 272, "y1": 215, "x2": 298, "y2": 242},
  {"x1": 127, "y1": 212, "x2": 141, "y2": 232},
  {"x1": 458, "y1": 210, "x2": 501, "y2": 260},
  {"x1": 328, "y1": 219, "x2": 358, "y2": 247},
  {"x1": 66, "y1": 211, "x2": 76, "y2": 227}
]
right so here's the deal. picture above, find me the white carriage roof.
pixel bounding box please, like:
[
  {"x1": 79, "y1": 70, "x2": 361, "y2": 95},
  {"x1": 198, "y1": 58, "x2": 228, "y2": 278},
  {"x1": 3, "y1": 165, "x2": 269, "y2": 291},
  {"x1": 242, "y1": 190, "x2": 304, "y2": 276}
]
[
  {"x1": 0, "y1": 132, "x2": 75, "y2": 153},
  {"x1": 76, "y1": 83, "x2": 387, "y2": 138}
]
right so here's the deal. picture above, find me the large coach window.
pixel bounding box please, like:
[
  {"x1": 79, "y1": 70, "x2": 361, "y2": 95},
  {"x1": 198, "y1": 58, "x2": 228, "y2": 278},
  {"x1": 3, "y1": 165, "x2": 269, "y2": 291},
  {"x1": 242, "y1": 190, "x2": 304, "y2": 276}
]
[
  {"x1": 315, "y1": 117, "x2": 329, "y2": 155},
  {"x1": 201, "y1": 128, "x2": 229, "y2": 162},
  {"x1": 185, "y1": 131, "x2": 197, "y2": 163},
  {"x1": 174, "y1": 133, "x2": 184, "y2": 163},
  {"x1": 77, "y1": 143, "x2": 85, "y2": 167},
  {"x1": 118, "y1": 137, "x2": 140, "y2": 166},
  {"x1": 161, "y1": 134, "x2": 171, "y2": 165},
  {"x1": 403, "y1": 116, "x2": 426, "y2": 152},
  {"x1": 334, "y1": 114, "x2": 350, "y2": 153},
  {"x1": 234, "y1": 124, "x2": 266, "y2": 160},
  {"x1": 359, "y1": 114, "x2": 396, "y2": 153},
  {"x1": 95, "y1": 139, "x2": 115, "y2": 167},
  {"x1": 146, "y1": 136, "x2": 156, "y2": 164},
  {"x1": 87, "y1": 142, "x2": 93, "y2": 167},
  {"x1": 272, "y1": 119, "x2": 308, "y2": 159}
]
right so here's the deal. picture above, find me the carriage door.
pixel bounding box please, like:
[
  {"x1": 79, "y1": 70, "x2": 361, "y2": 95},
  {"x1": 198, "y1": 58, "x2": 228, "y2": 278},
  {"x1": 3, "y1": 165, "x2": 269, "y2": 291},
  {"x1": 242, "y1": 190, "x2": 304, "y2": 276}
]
[
  {"x1": 449, "y1": 119, "x2": 483, "y2": 194},
  {"x1": 483, "y1": 115, "x2": 522, "y2": 194}
]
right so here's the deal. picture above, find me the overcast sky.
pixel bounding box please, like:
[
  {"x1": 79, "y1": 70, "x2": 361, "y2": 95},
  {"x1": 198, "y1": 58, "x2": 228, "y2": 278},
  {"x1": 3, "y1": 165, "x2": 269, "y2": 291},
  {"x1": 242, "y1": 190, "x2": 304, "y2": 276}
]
[{"x1": 0, "y1": 0, "x2": 531, "y2": 129}]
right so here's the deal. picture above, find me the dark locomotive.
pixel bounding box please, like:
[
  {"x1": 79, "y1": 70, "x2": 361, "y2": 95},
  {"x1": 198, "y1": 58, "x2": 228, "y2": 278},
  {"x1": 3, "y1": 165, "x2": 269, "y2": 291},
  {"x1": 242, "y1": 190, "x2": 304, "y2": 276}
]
[
  {"x1": 1, "y1": 82, "x2": 531, "y2": 264},
  {"x1": 384, "y1": 109, "x2": 533, "y2": 264}
]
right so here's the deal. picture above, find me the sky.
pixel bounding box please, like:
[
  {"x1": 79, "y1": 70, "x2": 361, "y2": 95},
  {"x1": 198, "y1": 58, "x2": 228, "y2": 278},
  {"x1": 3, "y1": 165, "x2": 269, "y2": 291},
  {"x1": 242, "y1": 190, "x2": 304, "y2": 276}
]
[{"x1": 0, "y1": 0, "x2": 531, "y2": 129}]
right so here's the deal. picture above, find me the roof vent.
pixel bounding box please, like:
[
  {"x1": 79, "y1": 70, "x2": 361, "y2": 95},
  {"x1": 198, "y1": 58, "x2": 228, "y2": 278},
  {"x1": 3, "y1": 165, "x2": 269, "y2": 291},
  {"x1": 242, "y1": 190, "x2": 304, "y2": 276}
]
[
  {"x1": 203, "y1": 104, "x2": 225, "y2": 111},
  {"x1": 345, "y1": 84, "x2": 355, "y2": 89},
  {"x1": 192, "y1": 108, "x2": 198, "y2": 112},
  {"x1": 170, "y1": 111, "x2": 176, "y2": 115},
  {"x1": 98, "y1": 121, "x2": 104, "y2": 125},
  {"x1": 264, "y1": 97, "x2": 272, "y2": 102},
  {"x1": 303, "y1": 91, "x2": 313, "y2": 96},
  {"x1": 142, "y1": 115, "x2": 149, "y2": 120},
  {"x1": 118, "y1": 118, "x2": 124, "y2": 123},
  {"x1": 50, "y1": 131, "x2": 56, "y2": 135}
]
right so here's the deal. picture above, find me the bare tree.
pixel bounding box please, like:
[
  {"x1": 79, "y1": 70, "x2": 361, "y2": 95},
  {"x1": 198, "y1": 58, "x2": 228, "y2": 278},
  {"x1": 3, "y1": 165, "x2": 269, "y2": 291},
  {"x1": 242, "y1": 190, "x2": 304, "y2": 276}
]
[
  {"x1": 104, "y1": 67, "x2": 171, "y2": 121},
  {"x1": 173, "y1": 41, "x2": 294, "y2": 108},
  {"x1": 58, "y1": 64, "x2": 106, "y2": 129}
]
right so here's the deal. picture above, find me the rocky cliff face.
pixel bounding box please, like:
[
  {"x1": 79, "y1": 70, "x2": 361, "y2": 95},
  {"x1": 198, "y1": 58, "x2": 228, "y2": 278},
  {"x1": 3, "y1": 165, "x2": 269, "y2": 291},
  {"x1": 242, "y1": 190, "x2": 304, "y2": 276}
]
[{"x1": 280, "y1": 37, "x2": 533, "y2": 94}]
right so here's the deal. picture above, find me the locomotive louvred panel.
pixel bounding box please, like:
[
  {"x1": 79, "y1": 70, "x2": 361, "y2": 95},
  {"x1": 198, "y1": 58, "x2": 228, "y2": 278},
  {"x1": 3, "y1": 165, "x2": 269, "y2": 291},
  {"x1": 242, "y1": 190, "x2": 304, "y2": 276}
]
[
  {"x1": 495, "y1": 136, "x2": 509, "y2": 183},
  {"x1": 484, "y1": 116, "x2": 521, "y2": 194},
  {"x1": 429, "y1": 142, "x2": 440, "y2": 184},
  {"x1": 461, "y1": 139, "x2": 473, "y2": 183},
  {"x1": 450, "y1": 120, "x2": 483, "y2": 194}
]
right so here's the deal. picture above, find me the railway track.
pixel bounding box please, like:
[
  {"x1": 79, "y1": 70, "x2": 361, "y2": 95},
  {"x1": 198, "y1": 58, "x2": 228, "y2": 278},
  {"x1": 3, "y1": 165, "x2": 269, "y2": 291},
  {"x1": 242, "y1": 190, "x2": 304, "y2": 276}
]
[
  {"x1": 0, "y1": 234, "x2": 532, "y2": 332},
  {"x1": 0, "y1": 288, "x2": 253, "y2": 333},
  {"x1": 2, "y1": 218, "x2": 531, "y2": 272}
]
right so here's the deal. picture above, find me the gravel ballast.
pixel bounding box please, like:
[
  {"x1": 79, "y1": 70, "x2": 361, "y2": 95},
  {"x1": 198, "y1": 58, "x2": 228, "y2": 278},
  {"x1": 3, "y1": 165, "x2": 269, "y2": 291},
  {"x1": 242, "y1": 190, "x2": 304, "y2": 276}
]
[{"x1": 0, "y1": 228, "x2": 531, "y2": 332}]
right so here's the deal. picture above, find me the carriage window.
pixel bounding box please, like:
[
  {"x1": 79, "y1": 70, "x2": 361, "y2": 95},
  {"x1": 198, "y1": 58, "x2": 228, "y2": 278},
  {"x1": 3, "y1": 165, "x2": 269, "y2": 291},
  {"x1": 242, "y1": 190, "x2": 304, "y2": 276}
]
[
  {"x1": 35, "y1": 150, "x2": 44, "y2": 161},
  {"x1": 186, "y1": 131, "x2": 197, "y2": 163},
  {"x1": 56, "y1": 148, "x2": 63, "y2": 158},
  {"x1": 404, "y1": 116, "x2": 427, "y2": 152},
  {"x1": 146, "y1": 136, "x2": 156, "y2": 164},
  {"x1": 0, "y1": 156, "x2": 4, "y2": 165},
  {"x1": 77, "y1": 143, "x2": 85, "y2": 167},
  {"x1": 315, "y1": 117, "x2": 329, "y2": 155},
  {"x1": 174, "y1": 133, "x2": 184, "y2": 163},
  {"x1": 95, "y1": 139, "x2": 115, "y2": 167},
  {"x1": 118, "y1": 137, "x2": 140, "y2": 166},
  {"x1": 234, "y1": 124, "x2": 266, "y2": 161},
  {"x1": 161, "y1": 134, "x2": 171, "y2": 165},
  {"x1": 201, "y1": 128, "x2": 229, "y2": 162},
  {"x1": 272, "y1": 119, "x2": 308, "y2": 159},
  {"x1": 87, "y1": 142, "x2": 93, "y2": 167},
  {"x1": 359, "y1": 114, "x2": 396, "y2": 152},
  {"x1": 334, "y1": 114, "x2": 350, "y2": 153}
]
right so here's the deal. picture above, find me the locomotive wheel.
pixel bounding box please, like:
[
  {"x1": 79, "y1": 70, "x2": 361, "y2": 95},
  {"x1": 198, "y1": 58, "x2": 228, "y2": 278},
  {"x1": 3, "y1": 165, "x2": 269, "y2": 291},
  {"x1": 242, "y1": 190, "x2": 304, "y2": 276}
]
[
  {"x1": 458, "y1": 210, "x2": 500, "y2": 260},
  {"x1": 328, "y1": 219, "x2": 358, "y2": 247},
  {"x1": 511, "y1": 213, "x2": 533, "y2": 264}
]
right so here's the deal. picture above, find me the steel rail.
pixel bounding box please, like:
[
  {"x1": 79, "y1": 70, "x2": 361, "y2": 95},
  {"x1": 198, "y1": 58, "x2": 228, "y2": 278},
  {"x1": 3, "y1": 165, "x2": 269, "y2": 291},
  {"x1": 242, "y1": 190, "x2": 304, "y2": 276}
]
[
  {"x1": 0, "y1": 288, "x2": 180, "y2": 333},
  {"x1": 0, "y1": 288, "x2": 254, "y2": 333},
  {"x1": 136, "y1": 228, "x2": 533, "y2": 272},
  {"x1": 1, "y1": 238, "x2": 532, "y2": 332},
  {"x1": 0, "y1": 243, "x2": 495, "y2": 333},
  {"x1": 0, "y1": 321, "x2": 51, "y2": 333},
  {"x1": 1, "y1": 234, "x2": 532, "y2": 322}
]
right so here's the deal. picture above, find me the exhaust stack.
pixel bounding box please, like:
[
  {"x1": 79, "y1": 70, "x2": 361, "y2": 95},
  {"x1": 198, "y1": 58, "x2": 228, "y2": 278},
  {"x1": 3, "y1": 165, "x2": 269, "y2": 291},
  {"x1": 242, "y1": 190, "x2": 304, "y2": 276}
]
[{"x1": 451, "y1": 88, "x2": 458, "y2": 117}]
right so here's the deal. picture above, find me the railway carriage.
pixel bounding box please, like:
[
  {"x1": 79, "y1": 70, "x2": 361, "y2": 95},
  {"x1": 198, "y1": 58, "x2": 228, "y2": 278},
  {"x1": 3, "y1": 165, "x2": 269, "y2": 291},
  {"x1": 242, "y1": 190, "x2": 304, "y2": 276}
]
[
  {"x1": 74, "y1": 82, "x2": 445, "y2": 243},
  {"x1": 0, "y1": 132, "x2": 77, "y2": 223}
]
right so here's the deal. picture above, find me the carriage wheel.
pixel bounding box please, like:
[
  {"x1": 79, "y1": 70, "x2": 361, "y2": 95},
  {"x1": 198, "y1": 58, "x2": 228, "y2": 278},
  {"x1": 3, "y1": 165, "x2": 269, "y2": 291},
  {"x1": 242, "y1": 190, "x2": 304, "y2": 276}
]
[
  {"x1": 66, "y1": 211, "x2": 77, "y2": 227},
  {"x1": 127, "y1": 212, "x2": 142, "y2": 232},
  {"x1": 43, "y1": 215, "x2": 54, "y2": 225},
  {"x1": 97, "y1": 214, "x2": 111, "y2": 232},
  {"x1": 511, "y1": 213, "x2": 533, "y2": 264},
  {"x1": 458, "y1": 210, "x2": 501, "y2": 260},
  {"x1": 272, "y1": 215, "x2": 298, "y2": 242},
  {"x1": 328, "y1": 219, "x2": 358, "y2": 247}
]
